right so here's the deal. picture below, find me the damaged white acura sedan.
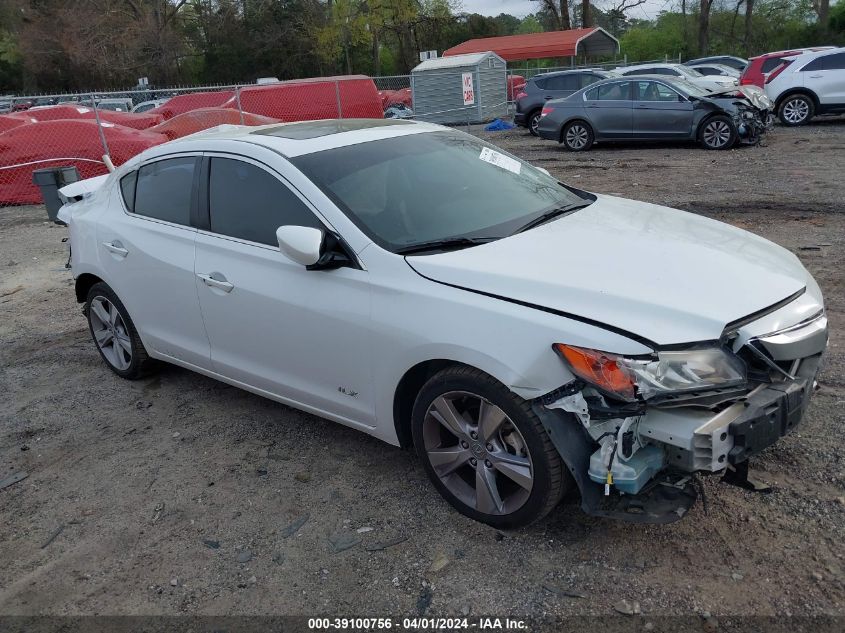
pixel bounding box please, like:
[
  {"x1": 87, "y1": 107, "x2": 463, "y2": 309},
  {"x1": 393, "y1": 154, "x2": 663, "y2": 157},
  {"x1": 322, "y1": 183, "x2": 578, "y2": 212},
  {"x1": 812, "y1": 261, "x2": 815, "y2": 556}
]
[{"x1": 59, "y1": 119, "x2": 828, "y2": 528}]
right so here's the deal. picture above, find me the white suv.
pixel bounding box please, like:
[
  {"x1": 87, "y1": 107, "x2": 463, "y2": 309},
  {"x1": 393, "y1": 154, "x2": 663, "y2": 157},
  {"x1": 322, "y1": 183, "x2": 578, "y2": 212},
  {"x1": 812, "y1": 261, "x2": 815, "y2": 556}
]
[{"x1": 765, "y1": 47, "x2": 845, "y2": 125}]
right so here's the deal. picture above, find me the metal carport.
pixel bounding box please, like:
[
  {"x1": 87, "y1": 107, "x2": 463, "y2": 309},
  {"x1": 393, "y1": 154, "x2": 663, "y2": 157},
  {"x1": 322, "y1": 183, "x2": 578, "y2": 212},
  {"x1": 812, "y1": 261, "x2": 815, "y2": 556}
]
[{"x1": 443, "y1": 28, "x2": 620, "y2": 62}]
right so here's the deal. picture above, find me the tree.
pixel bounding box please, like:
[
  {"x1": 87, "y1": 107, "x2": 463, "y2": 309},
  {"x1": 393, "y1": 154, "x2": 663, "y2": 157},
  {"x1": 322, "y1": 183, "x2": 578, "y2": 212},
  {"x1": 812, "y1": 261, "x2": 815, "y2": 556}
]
[
  {"x1": 699, "y1": 0, "x2": 713, "y2": 55},
  {"x1": 561, "y1": 0, "x2": 572, "y2": 28},
  {"x1": 518, "y1": 15, "x2": 544, "y2": 33},
  {"x1": 812, "y1": 0, "x2": 830, "y2": 26},
  {"x1": 744, "y1": 0, "x2": 755, "y2": 57},
  {"x1": 532, "y1": 0, "x2": 571, "y2": 29}
]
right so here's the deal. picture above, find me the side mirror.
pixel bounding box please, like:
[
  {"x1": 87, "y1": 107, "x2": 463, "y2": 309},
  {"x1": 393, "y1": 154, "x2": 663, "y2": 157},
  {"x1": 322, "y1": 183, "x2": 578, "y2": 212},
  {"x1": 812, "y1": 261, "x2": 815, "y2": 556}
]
[
  {"x1": 276, "y1": 225, "x2": 322, "y2": 267},
  {"x1": 276, "y1": 225, "x2": 354, "y2": 271},
  {"x1": 536, "y1": 167, "x2": 551, "y2": 177}
]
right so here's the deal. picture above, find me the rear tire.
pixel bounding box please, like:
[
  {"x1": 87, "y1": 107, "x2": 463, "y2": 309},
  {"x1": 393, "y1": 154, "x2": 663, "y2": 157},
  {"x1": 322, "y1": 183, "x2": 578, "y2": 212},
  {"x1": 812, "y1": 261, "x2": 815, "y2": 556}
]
[
  {"x1": 411, "y1": 366, "x2": 569, "y2": 528},
  {"x1": 699, "y1": 115, "x2": 737, "y2": 150},
  {"x1": 528, "y1": 110, "x2": 541, "y2": 136},
  {"x1": 561, "y1": 121, "x2": 594, "y2": 152},
  {"x1": 778, "y1": 93, "x2": 814, "y2": 126},
  {"x1": 85, "y1": 282, "x2": 158, "y2": 380}
]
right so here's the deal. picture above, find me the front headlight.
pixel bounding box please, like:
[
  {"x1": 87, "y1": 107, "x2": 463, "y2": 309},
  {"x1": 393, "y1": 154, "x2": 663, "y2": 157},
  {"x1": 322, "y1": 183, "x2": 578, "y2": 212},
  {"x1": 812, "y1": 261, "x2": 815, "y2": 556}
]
[{"x1": 553, "y1": 344, "x2": 746, "y2": 402}]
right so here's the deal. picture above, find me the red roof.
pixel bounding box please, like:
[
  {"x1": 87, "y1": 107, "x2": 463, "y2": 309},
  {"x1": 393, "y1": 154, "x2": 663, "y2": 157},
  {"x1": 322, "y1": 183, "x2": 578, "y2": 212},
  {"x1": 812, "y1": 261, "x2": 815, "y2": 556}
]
[{"x1": 443, "y1": 28, "x2": 619, "y2": 62}]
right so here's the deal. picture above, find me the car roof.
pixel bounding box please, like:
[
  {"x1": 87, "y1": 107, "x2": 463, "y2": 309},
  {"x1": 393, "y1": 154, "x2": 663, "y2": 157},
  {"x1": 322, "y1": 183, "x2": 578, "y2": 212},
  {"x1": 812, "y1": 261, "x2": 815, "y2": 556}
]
[
  {"x1": 687, "y1": 55, "x2": 746, "y2": 64},
  {"x1": 751, "y1": 47, "x2": 836, "y2": 60},
  {"x1": 781, "y1": 46, "x2": 845, "y2": 61},
  {"x1": 534, "y1": 68, "x2": 608, "y2": 78},
  {"x1": 162, "y1": 118, "x2": 446, "y2": 158},
  {"x1": 617, "y1": 62, "x2": 683, "y2": 70}
]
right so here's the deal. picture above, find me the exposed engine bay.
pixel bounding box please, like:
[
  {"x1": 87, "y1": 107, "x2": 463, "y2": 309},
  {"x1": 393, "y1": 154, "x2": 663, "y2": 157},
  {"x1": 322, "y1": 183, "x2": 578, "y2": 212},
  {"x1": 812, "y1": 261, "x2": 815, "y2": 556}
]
[
  {"x1": 535, "y1": 298, "x2": 828, "y2": 523},
  {"x1": 709, "y1": 85, "x2": 774, "y2": 145}
]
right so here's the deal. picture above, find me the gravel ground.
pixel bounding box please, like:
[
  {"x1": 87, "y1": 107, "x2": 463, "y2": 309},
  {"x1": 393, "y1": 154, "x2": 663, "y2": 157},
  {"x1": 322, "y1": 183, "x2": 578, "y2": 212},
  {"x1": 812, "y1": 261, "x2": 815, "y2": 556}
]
[{"x1": 1, "y1": 119, "x2": 843, "y2": 621}]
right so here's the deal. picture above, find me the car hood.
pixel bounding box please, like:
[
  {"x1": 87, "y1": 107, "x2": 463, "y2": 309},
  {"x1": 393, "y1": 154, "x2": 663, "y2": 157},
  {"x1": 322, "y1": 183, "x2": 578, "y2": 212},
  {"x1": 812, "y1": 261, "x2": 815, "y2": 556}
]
[
  {"x1": 708, "y1": 85, "x2": 773, "y2": 111},
  {"x1": 406, "y1": 194, "x2": 809, "y2": 347}
]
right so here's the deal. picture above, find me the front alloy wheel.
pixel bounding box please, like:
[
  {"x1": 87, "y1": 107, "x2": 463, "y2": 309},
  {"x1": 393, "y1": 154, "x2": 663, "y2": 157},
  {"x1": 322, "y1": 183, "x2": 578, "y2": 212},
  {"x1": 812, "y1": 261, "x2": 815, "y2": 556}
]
[
  {"x1": 423, "y1": 392, "x2": 534, "y2": 516},
  {"x1": 700, "y1": 115, "x2": 737, "y2": 150},
  {"x1": 412, "y1": 367, "x2": 569, "y2": 528}
]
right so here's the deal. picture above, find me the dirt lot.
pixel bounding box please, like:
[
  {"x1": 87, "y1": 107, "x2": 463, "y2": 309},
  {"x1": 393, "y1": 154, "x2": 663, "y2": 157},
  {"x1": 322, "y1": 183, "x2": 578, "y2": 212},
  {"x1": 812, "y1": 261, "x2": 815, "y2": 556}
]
[{"x1": 1, "y1": 120, "x2": 844, "y2": 623}]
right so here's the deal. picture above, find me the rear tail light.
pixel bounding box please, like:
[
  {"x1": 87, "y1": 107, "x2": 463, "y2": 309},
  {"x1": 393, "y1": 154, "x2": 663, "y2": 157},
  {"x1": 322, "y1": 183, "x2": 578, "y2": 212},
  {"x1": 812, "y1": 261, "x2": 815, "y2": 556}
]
[
  {"x1": 541, "y1": 107, "x2": 554, "y2": 117},
  {"x1": 765, "y1": 60, "x2": 792, "y2": 84},
  {"x1": 515, "y1": 91, "x2": 528, "y2": 100}
]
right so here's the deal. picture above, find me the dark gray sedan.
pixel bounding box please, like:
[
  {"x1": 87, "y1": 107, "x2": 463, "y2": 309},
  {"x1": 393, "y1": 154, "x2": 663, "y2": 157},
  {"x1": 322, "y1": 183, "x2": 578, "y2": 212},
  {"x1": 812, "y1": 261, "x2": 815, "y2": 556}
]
[{"x1": 536, "y1": 76, "x2": 771, "y2": 151}]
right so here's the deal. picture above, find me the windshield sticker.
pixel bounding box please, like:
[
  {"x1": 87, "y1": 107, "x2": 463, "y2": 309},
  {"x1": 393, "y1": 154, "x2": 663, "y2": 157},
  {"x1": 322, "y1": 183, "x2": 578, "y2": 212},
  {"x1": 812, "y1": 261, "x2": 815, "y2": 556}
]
[{"x1": 479, "y1": 147, "x2": 521, "y2": 175}]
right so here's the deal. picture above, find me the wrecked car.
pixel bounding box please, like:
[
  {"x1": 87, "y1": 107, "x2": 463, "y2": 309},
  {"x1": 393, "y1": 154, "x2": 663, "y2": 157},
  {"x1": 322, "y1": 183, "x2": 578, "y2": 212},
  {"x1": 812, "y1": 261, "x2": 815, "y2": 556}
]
[
  {"x1": 59, "y1": 119, "x2": 826, "y2": 528},
  {"x1": 538, "y1": 75, "x2": 772, "y2": 151}
]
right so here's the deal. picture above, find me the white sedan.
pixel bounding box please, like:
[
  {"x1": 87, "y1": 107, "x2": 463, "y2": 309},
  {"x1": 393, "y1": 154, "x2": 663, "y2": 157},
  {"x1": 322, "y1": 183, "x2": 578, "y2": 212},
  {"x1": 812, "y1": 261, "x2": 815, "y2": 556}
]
[
  {"x1": 616, "y1": 63, "x2": 738, "y2": 92},
  {"x1": 59, "y1": 120, "x2": 827, "y2": 527}
]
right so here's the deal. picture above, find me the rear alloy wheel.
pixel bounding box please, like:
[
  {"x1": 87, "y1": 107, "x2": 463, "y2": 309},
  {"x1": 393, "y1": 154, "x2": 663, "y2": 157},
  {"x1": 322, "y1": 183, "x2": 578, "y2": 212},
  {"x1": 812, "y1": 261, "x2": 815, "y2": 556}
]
[
  {"x1": 528, "y1": 110, "x2": 542, "y2": 136},
  {"x1": 699, "y1": 115, "x2": 737, "y2": 150},
  {"x1": 562, "y1": 121, "x2": 593, "y2": 151},
  {"x1": 411, "y1": 366, "x2": 569, "y2": 528},
  {"x1": 86, "y1": 282, "x2": 157, "y2": 380},
  {"x1": 779, "y1": 94, "x2": 814, "y2": 126}
]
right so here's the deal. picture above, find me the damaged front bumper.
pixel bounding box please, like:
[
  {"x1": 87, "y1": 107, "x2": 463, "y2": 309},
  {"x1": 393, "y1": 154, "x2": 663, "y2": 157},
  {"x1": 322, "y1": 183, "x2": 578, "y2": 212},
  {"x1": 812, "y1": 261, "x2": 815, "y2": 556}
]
[
  {"x1": 535, "y1": 311, "x2": 827, "y2": 524},
  {"x1": 733, "y1": 108, "x2": 770, "y2": 145},
  {"x1": 532, "y1": 401, "x2": 699, "y2": 524}
]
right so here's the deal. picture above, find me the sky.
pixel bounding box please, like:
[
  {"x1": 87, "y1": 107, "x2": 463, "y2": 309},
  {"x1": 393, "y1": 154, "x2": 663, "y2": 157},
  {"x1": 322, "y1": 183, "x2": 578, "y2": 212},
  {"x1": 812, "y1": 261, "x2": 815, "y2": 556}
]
[{"x1": 457, "y1": 0, "x2": 673, "y2": 21}]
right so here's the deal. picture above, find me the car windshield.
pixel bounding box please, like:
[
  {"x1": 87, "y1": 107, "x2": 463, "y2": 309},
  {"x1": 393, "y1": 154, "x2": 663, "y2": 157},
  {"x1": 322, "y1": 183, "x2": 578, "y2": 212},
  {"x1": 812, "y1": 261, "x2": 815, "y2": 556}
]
[
  {"x1": 678, "y1": 66, "x2": 704, "y2": 79},
  {"x1": 292, "y1": 130, "x2": 591, "y2": 253},
  {"x1": 670, "y1": 79, "x2": 711, "y2": 96}
]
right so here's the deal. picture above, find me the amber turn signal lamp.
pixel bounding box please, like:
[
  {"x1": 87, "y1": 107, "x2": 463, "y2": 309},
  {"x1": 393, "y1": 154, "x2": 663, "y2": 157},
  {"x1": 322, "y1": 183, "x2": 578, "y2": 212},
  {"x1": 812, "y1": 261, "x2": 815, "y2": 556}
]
[{"x1": 553, "y1": 344, "x2": 637, "y2": 401}]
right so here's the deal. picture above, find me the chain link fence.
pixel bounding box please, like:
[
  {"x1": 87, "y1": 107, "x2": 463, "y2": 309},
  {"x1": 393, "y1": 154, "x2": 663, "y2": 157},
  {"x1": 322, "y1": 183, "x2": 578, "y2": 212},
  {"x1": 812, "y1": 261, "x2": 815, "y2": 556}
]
[{"x1": 0, "y1": 57, "x2": 682, "y2": 210}]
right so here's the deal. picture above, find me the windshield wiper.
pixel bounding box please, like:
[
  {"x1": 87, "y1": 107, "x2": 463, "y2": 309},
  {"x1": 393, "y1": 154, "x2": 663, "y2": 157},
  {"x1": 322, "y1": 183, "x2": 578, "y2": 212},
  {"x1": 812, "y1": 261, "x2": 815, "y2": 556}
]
[
  {"x1": 513, "y1": 201, "x2": 593, "y2": 234},
  {"x1": 395, "y1": 236, "x2": 499, "y2": 255}
]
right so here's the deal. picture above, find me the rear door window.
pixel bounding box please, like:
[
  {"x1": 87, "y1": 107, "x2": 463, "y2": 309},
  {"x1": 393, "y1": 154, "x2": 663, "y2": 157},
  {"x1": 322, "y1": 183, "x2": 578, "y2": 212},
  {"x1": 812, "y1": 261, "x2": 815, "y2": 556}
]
[
  {"x1": 133, "y1": 156, "x2": 197, "y2": 225},
  {"x1": 761, "y1": 58, "x2": 785, "y2": 73},
  {"x1": 208, "y1": 157, "x2": 322, "y2": 246},
  {"x1": 580, "y1": 74, "x2": 603, "y2": 88},
  {"x1": 119, "y1": 171, "x2": 137, "y2": 212},
  {"x1": 543, "y1": 74, "x2": 580, "y2": 91}
]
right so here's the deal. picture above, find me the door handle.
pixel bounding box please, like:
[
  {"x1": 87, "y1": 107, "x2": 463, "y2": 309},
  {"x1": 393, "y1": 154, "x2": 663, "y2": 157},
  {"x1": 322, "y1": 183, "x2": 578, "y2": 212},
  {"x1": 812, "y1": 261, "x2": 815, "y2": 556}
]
[
  {"x1": 544, "y1": 96, "x2": 553, "y2": 100},
  {"x1": 102, "y1": 241, "x2": 128, "y2": 258},
  {"x1": 197, "y1": 273, "x2": 234, "y2": 293},
  {"x1": 808, "y1": 74, "x2": 823, "y2": 78}
]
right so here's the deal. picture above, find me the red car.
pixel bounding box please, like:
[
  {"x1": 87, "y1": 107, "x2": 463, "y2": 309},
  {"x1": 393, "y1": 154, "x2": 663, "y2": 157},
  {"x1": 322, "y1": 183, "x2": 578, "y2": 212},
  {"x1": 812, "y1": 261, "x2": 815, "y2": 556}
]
[
  {"x1": 740, "y1": 47, "x2": 835, "y2": 87},
  {"x1": 11, "y1": 99, "x2": 33, "y2": 112}
]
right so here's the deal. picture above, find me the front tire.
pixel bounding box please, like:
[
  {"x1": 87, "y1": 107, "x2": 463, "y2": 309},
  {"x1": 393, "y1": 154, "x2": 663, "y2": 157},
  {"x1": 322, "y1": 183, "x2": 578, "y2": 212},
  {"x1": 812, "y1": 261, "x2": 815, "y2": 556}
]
[
  {"x1": 699, "y1": 115, "x2": 737, "y2": 150},
  {"x1": 85, "y1": 282, "x2": 157, "y2": 380},
  {"x1": 411, "y1": 366, "x2": 569, "y2": 528},
  {"x1": 561, "y1": 121, "x2": 594, "y2": 151},
  {"x1": 778, "y1": 94, "x2": 814, "y2": 126}
]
